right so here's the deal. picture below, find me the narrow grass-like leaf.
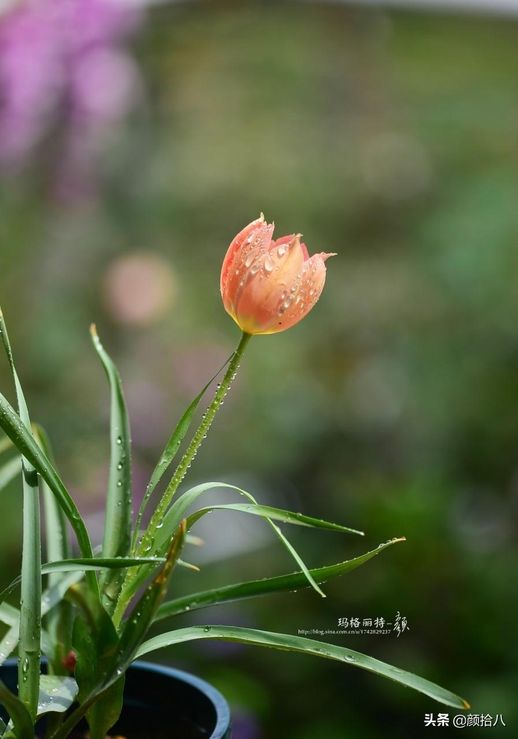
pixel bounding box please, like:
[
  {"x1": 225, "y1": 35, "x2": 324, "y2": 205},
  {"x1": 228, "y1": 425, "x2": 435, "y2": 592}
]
[
  {"x1": 0, "y1": 627, "x2": 18, "y2": 668},
  {"x1": 52, "y1": 523, "x2": 189, "y2": 739},
  {"x1": 0, "y1": 575, "x2": 82, "y2": 667},
  {"x1": 183, "y1": 502, "x2": 363, "y2": 596},
  {"x1": 59, "y1": 585, "x2": 123, "y2": 739},
  {"x1": 136, "y1": 626, "x2": 470, "y2": 710},
  {"x1": 37, "y1": 676, "x2": 78, "y2": 717},
  {"x1": 132, "y1": 359, "x2": 231, "y2": 549},
  {"x1": 90, "y1": 326, "x2": 132, "y2": 612},
  {"x1": 0, "y1": 681, "x2": 33, "y2": 739},
  {"x1": 40, "y1": 572, "x2": 84, "y2": 616},
  {"x1": 117, "y1": 521, "x2": 186, "y2": 650},
  {"x1": 177, "y1": 559, "x2": 200, "y2": 572},
  {"x1": 0, "y1": 457, "x2": 20, "y2": 491},
  {"x1": 85, "y1": 676, "x2": 124, "y2": 739},
  {"x1": 187, "y1": 502, "x2": 363, "y2": 535},
  {"x1": 0, "y1": 604, "x2": 19, "y2": 627},
  {"x1": 0, "y1": 603, "x2": 20, "y2": 667},
  {"x1": 41, "y1": 557, "x2": 165, "y2": 574},
  {"x1": 129, "y1": 482, "x2": 334, "y2": 604},
  {"x1": 34, "y1": 424, "x2": 72, "y2": 674},
  {"x1": 155, "y1": 538, "x2": 405, "y2": 622},
  {"x1": 184, "y1": 497, "x2": 363, "y2": 598},
  {"x1": 0, "y1": 394, "x2": 95, "y2": 565},
  {"x1": 158, "y1": 485, "x2": 362, "y2": 599},
  {"x1": 0, "y1": 559, "x2": 165, "y2": 603},
  {"x1": 34, "y1": 426, "x2": 70, "y2": 575},
  {"x1": 185, "y1": 534, "x2": 204, "y2": 546},
  {"x1": 133, "y1": 483, "x2": 259, "y2": 590},
  {"x1": 0, "y1": 310, "x2": 41, "y2": 718}
]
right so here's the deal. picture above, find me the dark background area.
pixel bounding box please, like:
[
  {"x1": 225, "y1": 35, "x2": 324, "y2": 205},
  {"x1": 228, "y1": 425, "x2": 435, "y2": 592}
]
[{"x1": 0, "y1": 1, "x2": 517, "y2": 737}]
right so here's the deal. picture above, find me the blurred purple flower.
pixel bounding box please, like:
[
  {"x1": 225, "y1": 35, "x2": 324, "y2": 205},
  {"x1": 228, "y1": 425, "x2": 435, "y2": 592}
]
[
  {"x1": 0, "y1": 0, "x2": 142, "y2": 193},
  {"x1": 231, "y1": 711, "x2": 261, "y2": 739}
]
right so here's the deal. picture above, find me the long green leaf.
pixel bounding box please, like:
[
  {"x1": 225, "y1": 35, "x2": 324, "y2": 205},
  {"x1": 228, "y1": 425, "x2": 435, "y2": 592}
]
[
  {"x1": 136, "y1": 626, "x2": 470, "y2": 710},
  {"x1": 37, "y1": 675, "x2": 78, "y2": 717},
  {"x1": 0, "y1": 603, "x2": 19, "y2": 627},
  {"x1": 51, "y1": 524, "x2": 188, "y2": 739},
  {"x1": 132, "y1": 360, "x2": 231, "y2": 548},
  {"x1": 0, "y1": 602, "x2": 20, "y2": 668},
  {"x1": 0, "y1": 627, "x2": 18, "y2": 669},
  {"x1": 185, "y1": 499, "x2": 363, "y2": 599},
  {"x1": 170, "y1": 484, "x2": 363, "y2": 597},
  {"x1": 34, "y1": 424, "x2": 72, "y2": 675},
  {"x1": 90, "y1": 326, "x2": 132, "y2": 612},
  {"x1": 61, "y1": 585, "x2": 123, "y2": 739},
  {"x1": 0, "y1": 574, "x2": 83, "y2": 668},
  {"x1": 187, "y1": 503, "x2": 364, "y2": 535},
  {"x1": 84, "y1": 676, "x2": 124, "y2": 739},
  {"x1": 154, "y1": 538, "x2": 404, "y2": 622},
  {"x1": 40, "y1": 572, "x2": 84, "y2": 615},
  {"x1": 0, "y1": 559, "x2": 165, "y2": 603},
  {"x1": 0, "y1": 609, "x2": 20, "y2": 675},
  {"x1": 176, "y1": 558, "x2": 200, "y2": 572},
  {"x1": 0, "y1": 394, "x2": 95, "y2": 566},
  {"x1": 0, "y1": 310, "x2": 41, "y2": 719},
  {"x1": 0, "y1": 457, "x2": 20, "y2": 492},
  {"x1": 34, "y1": 426, "x2": 70, "y2": 579},
  {"x1": 0, "y1": 682, "x2": 33, "y2": 739},
  {"x1": 137, "y1": 482, "x2": 258, "y2": 575},
  {"x1": 41, "y1": 557, "x2": 166, "y2": 574},
  {"x1": 118, "y1": 521, "x2": 186, "y2": 649},
  {"x1": 131, "y1": 482, "x2": 336, "y2": 603}
]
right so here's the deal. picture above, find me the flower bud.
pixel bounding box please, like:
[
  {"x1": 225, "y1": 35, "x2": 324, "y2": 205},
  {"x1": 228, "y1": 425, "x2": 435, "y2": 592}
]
[{"x1": 220, "y1": 214, "x2": 335, "y2": 335}]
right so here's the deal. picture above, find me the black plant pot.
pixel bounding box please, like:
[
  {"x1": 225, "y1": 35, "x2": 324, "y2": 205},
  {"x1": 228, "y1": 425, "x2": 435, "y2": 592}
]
[{"x1": 0, "y1": 660, "x2": 231, "y2": 738}]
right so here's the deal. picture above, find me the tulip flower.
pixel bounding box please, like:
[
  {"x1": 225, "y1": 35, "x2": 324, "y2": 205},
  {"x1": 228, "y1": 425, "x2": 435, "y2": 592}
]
[
  {"x1": 221, "y1": 214, "x2": 335, "y2": 335},
  {"x1": 142, "y1": 217, "x2": 335, "y2": 545}
]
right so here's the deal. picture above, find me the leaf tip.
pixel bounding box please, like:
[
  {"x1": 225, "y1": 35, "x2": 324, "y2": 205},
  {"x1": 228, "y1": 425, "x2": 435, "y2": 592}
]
[
  {"x1": 313, "y1": 582, "x2": 326, "y2": 598},
  {"x1": 89, "y1": 323, "x2": 98, "y2": 338},
  {"x1": 462, "y1": 699, "x2": 471, "y2": 710},
  {"x1": 187, "y1": 535, "x2": 204, "y2": 547}
]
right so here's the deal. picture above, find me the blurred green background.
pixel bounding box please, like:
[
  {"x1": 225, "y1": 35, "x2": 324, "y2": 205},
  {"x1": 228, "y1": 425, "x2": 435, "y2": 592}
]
[{"x1": 1, "y1": 1, "x2": 517, "y2": 737}]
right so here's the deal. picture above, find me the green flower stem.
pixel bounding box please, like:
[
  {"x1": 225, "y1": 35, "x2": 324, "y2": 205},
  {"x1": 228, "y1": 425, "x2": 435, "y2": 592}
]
[
  {"x1": 140, "y1": 331, "x2": 251, "y2": 550},
  {"x1": 18, "y1": 465, "x2": 41, "y2": 720},
  {"x1": 114, "y1": 332, "x2": 251, "y2": 626}
]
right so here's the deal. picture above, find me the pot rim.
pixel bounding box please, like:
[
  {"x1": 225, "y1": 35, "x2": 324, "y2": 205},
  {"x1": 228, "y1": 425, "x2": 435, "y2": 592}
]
[
  {"x1": 130, "y1": 659, "x2": 231, "y2": 738},
  {"x1": 1, "y1": 659, "x2": 231, "y2": 739}
]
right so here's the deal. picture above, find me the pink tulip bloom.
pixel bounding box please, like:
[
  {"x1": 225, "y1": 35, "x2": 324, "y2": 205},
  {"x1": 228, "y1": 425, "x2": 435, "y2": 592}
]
[{"x1": 221, "y1": 214, "x2": 335, "y2": 335}]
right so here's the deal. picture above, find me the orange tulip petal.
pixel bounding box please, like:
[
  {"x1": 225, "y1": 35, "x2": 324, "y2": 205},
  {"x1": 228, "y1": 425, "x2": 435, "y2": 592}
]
[
  {"x1": 221, "y1": 216, "x2": 335, "y2": 335},
  {"x1": 221, "y1": 216, "x2": 274, "y2": 317},
  {"x1": 235, "y1": 236, "x2": 307, "y2": 333},
  {"x1": 271, "y1": 253, "x2": 333, "y2": 334}
]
